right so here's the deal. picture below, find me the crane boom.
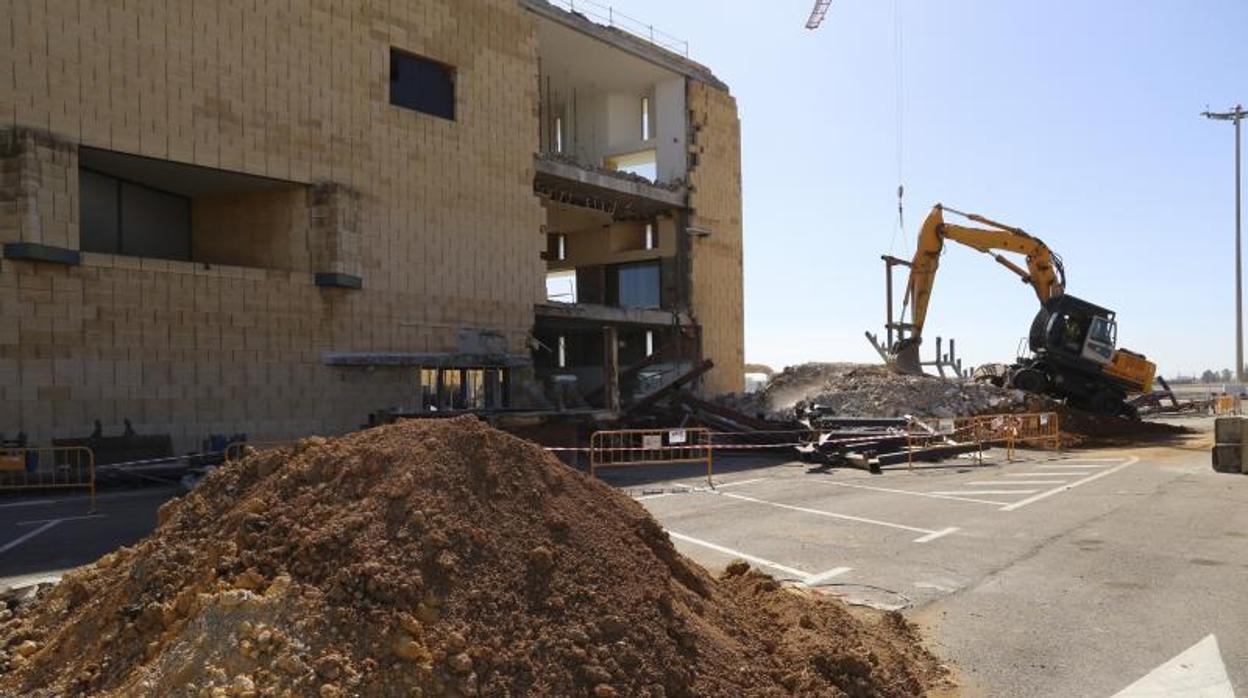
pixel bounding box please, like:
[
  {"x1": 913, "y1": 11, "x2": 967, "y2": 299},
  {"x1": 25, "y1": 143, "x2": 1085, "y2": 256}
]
[{"x1": 806, "y1": 0, "x2": 832, "y2": 29}]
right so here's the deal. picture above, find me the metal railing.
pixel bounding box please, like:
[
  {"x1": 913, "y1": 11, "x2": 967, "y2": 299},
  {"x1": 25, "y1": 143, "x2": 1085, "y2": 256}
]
[
  {"x1": 551, "y1": 0, "x2": 690, "y2": 56},
  {"x1": 589, "y1": 427, "x2": 712, "y2": 485},
  {"x1": 0, "y1": 446, "x2": 96, "y2": 509},
  {"x1": 953, "y1": 412, "x2": 1062, "y2": 459}
]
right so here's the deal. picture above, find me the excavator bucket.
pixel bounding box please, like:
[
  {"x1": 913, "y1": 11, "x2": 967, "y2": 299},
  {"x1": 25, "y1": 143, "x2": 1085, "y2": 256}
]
[{"x1": 887, "y1": 340, "x2": 924, "y2": 375}]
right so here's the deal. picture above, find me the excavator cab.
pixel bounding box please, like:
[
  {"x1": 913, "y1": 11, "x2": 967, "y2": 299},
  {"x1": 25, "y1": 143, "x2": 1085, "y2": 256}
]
[
  {"x1": 1028, "y1": 294, "x2": 1154, "y2": 402},
  {"x1": 1032, "y1": 295, "x2": 1116, "y2": 364}
]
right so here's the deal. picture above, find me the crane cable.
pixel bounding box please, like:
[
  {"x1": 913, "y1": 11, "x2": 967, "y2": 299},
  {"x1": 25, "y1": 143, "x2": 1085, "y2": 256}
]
[{"x1": 894, "y1": 0, "x2": 906, "y2": 248}]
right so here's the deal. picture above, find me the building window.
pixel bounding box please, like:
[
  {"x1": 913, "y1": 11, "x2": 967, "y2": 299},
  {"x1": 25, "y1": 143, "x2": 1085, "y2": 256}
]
[
  {"x1": 80, "y1": 168, "x2": 191, "y2": 261},
  {"x1": 641, "y1": 96, "x2": 651, "y2": 140},
  {"x1": 465, "y1": 369, "x2": 486, "y2": 409},
  {"x1": 547, "y1": 232, "x2": 567, "y2": 261},
  {"x1": 609, "y1": 261, "x2": 661, "y2": 309},
  {"x1": 420, "y1": 367, "x2": 507, "y2": 411},
  {"x1": 389, "y1": 48, "x2": 455, "y2": 121},
  {"x1": 440, "y1": 368, "x2": 463, "y2": 410},
  {"x1": 419, "y1": 368, "x2": 439, "y2": 411}
]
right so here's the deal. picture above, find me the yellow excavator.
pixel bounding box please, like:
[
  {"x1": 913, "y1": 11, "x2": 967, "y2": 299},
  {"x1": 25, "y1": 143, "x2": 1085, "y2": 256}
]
[{"x1": 888, "y1": 204, "x2": 1155, "y2": 417}]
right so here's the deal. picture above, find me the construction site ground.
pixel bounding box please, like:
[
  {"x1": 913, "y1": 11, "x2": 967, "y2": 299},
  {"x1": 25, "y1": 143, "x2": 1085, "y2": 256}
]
[
  {"x1": 0, "y1": 418, "x2": 1242, "y2": 696},
  {"x1": 602, "y1": 419, "x2": 1246, "y2": 697}
]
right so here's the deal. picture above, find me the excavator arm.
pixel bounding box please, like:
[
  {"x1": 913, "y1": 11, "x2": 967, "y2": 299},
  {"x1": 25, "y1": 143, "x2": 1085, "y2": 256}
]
[{"x1": 893, "y1": 204, "x2": 1066, "y2": 371}]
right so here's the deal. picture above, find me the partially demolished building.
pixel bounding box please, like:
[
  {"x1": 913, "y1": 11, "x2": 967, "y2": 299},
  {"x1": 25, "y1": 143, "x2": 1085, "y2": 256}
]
[{"x1": 0, "y1": 0, "x2": 743, "y2": 449}]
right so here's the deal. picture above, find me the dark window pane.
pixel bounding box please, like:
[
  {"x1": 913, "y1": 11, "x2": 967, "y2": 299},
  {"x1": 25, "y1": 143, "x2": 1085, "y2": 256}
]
[
  {"x1": 80, "y1": 169, "x2": 120, "y2": 254},
  {"x1": 120, "y1": 182, "x2": 190, "y2": 261},
  {"x1": 390, "y1": 49, "x2": 455, "y2": 120},
  {"x1": 615, "y1": 262, "x2": 661, "y2": 309}
]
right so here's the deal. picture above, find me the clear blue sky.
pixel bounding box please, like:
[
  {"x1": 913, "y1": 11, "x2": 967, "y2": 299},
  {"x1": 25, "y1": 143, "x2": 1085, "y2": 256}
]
[{"x1": 615, "y1": 0, "x2": 1248, "y2": 378}]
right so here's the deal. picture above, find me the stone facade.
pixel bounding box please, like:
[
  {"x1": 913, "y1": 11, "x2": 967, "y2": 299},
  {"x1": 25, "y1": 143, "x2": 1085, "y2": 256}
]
[
  {"x1": 688, "y1": 81, "x2": 746, "y2": 395},
  {"x1": 0, "y1": 0, "x2": 745, "y2": 450}
]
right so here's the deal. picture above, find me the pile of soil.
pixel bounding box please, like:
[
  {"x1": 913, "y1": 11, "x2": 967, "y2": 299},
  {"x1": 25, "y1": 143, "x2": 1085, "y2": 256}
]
[
  {"x1": 0, "y1": 417, "x2": 946, "y2": 697},
  {"x1": 1041, "y1": 399, "x2": 1191, "y2": 447}
]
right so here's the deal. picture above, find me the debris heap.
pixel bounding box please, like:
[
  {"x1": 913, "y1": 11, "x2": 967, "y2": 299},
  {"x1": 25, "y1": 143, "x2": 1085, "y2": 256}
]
[
  {"x1": 736, "y1": 363, "x2": 1026, "y2": 420},
  {"x1": 0, "y1": 417, "x2": 944, "y2": 697}
]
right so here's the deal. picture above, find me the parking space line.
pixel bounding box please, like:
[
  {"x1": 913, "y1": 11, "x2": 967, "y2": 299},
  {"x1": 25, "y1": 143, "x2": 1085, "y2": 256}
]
[
  {"x1": 802, "y1": 478, "x2": 1010, "y2": 506},
  {"x1": 0, "y1": 520, "x2": 61, "y2": 555},
  {"x1": 634, "y1": 477, "x2": 769, "y2": 501},
  {"x1": 1001, "y1": 456, "x2": 1139, "y2": 511},
  {"x1": 913, "y1": 527, "x2": 959, "y2": 543},
  {"x1": 805, "y1": 566, "x2": 853, "y2": 585},
  {"x1": 717, "y1": 491, "x2": 956, "y2": 543},
  {"x1": 1004, "y1": 472, "x2": 1074, "y2": 477},
  {"x1": 17, "y1": 514, "x2": 105, "y2": 526},
  {"x1": 0, "y1": 500, "x2": 56, "y2": 510},
  {"x1": 665, "y1": 530, "x2": 815, "y2": 580},
  {"x1": 967, "y1": 480, "x2": 1067, "y2": 486},
  {"x1": 674, "y1": 477, "x2": 769, "y2": 491},
  {"x1": 931, "y1": 489, "x2": 1038, "y2": 496}
]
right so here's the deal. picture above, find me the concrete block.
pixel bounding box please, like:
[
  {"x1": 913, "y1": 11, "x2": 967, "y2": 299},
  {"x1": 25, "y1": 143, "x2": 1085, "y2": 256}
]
[
  {"x1": 1214, "y1": 416, "x2": 1248, "y2": 445},
  {"x1": 1212, "y1": 444, "x2": 1242, "y2": 474}
]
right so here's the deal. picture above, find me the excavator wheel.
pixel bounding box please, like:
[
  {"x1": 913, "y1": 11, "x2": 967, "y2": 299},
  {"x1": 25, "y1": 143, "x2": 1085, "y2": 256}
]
[
  {"x1": 1010, "y1": 368, "x2": 1049, "y2": 394},
  {"x1": 1088, "y1": 389, "x2": 1126, "y2": 417}
]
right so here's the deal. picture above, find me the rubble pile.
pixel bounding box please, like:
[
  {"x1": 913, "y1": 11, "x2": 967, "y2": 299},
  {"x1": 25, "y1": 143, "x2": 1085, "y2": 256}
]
[
  {"x1": 0, "y1": 417, "x2": 944, "y2": 697},
  {"x1": 736, "y1": 363, "x2": 1027, "y2": 420}
]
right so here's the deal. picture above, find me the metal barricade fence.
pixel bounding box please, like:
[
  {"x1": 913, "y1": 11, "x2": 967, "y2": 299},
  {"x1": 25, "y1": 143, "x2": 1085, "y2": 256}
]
[
  {"x1": 953, "y1": 412, "x2": 1061, "y2": 459},
  {"x1": 589, "y1": 428, "x2": 713, "y2": 485},
  {"x1": 0, "y1": 446, "x2": 96, "y2": 509},
  {"x1": 1213, "y1": 395, "x2": 1241, "y2": 415}
]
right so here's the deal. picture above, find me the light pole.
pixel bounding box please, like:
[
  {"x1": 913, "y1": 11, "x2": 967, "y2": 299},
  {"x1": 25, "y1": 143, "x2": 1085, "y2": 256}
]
[{"x1": 1204, "y1": 105, "x2": 1246, "y2": 383}]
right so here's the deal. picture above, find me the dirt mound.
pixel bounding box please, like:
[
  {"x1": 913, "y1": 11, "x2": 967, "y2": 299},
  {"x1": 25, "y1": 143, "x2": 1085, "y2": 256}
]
[
  {"x1": 0, "y1": 417, "x2": 945, "y2": 697},
  {"x1": 1040, "y1": 400, "x2": 1191, "y2": 447},
  {"x1": 734, "y1": 363, "x2": 1026, "y2": 420}
]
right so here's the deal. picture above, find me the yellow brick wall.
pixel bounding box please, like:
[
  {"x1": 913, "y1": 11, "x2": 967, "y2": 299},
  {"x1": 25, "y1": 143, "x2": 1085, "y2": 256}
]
[
  {"x1": 192, "y1": 189, "x2": 310, "y2": 272},
  {"x1": 687, "y1": 81, "x2": 745, "y2": 395},
  {"x1": 1, "y1": 0, "x2": 546, "y2": 449}
]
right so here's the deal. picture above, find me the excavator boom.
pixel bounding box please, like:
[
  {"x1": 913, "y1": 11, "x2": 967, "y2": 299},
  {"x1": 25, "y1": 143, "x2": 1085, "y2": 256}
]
[
  {"x1": 903, "y1": 204, "x2": 1066, "y2": 338},
  {"x1": 884, "y1": 203, "x2": 1155, "y2": 415}
]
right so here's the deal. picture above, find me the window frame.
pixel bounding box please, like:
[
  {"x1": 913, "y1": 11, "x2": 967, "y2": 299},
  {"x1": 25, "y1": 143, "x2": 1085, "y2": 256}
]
[
  {"x1": 79, "y1": 166, "x2": 193, "y2": 262},
  {"x1": 388, "y1": 47, "x2": 457, "y2": 121}
]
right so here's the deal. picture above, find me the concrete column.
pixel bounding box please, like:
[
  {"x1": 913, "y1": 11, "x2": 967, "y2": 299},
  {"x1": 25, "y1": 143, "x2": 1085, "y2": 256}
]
[{"x1": 602, "y1": 325, "x2": 620, "y2": 412}]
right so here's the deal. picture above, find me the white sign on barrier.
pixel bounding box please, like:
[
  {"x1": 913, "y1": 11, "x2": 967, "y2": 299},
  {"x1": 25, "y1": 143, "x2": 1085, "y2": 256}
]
[
  {"x1": 669, "y1": 428, "x2": 687, "y2": 444},
  {"x1": 642, "y1": 434, "x2": 662, "y2": 450}
]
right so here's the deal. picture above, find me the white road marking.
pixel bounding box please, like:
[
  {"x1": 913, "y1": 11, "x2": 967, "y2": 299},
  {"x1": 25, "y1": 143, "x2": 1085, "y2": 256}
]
[
  {"x1": 0, "y1": 499, "x2": 56, "y2": 510},
  {"x1": 1035, "y1": 464, "x2": 1111, "y2": 470},
  {"x1": 1004, "y1": 472, "x2": 1075, "y2": 477},
  {"x1": 913, "y1": 527, "x2": 959, "y2": 543},
  {"x1": 674, "y1": 477, "x2": 768, "y2": 491},
  {"x1": 1001, "y1": 456, "x2": 1139, "y2": 511},
  {"x1": 802, "y1": 478, "x2": 1010, "y2": 506},
  {"x1": 0, "y1": 520, "x2": 61, "y2": 555},
  {"x1": 635, "y1": 477, "x2": 768, "y2": 501},
  {"x1": 967, "y1": 480, "x2": 1068, "y2": 486},
  {"x1": 805, "y1": 566, "x2": 853, "y2": 586},
  {"x1": 1112, "y1": 634, "x2": 1234, "y2": 697},
  {"x1": 717, "y1": 491, "x2": 956, "y2": 543},
  {"x1": 17, "y1": 514, "x2": 105, "y2": 526},
  {"x1": 665, "y1": 530, "x2": 816, "y2": 580},
  {"x1": 931, "y1": 489, "x2": 1039, "y2": 496}
]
